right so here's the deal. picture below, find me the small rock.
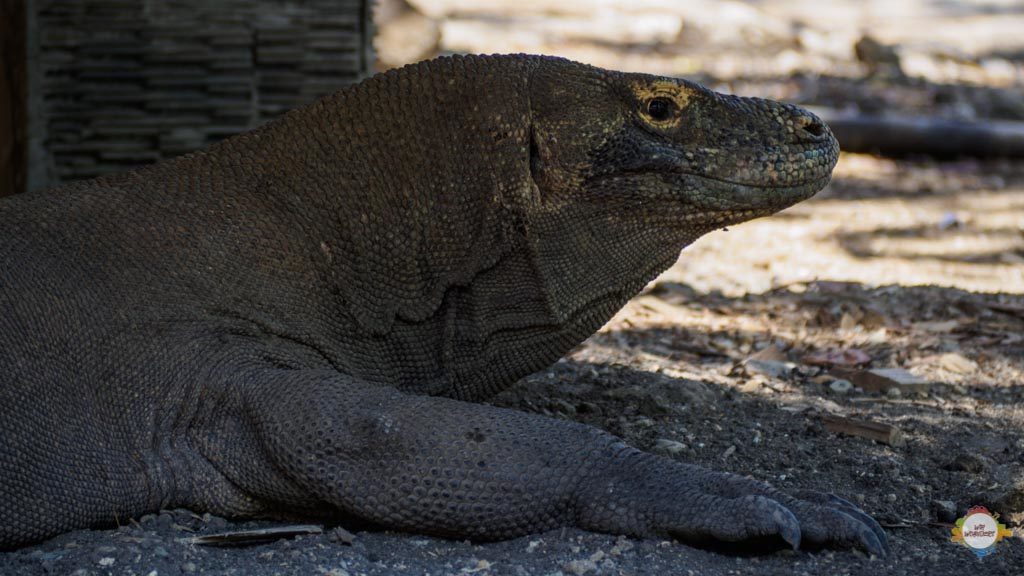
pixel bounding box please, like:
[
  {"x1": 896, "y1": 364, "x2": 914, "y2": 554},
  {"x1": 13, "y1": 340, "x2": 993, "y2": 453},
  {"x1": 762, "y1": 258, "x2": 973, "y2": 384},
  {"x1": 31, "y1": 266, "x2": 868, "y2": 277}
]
[
  {"x1": 563, "y1": 559, "x2": 598, "y2": 575},
  {"x1": 829, "y1": 379, "x2": 853, "y2": 394},
  {"x1": 652, "y1": 439, "x2": 687, "y2": 455},
  {"x1": 329, "y1": 526, "x2": 356, "y2": 545},
  {"x1": 886, "y1": 387, "x2": 902, "y2": 398},
  {"x1": 182, "y1": 561, "x2": 197, "y2": 573},
  {"x1": 98, "y1": 557, "x2": 115, "y2": 567},
  {"x1": 932, "y1": 500, "x2": 958, "y2": 523},
  {"x1": 937, "y1": 212, "x2": 962, "y2": 230},
  {"x1": 609, "y1": 535, "x2": 634, "y2": 556},
  {"x1": 745, "y1": 359, "x2": 793, "y2": 379},
  {"x1": 153, "y1": 546, "x2": 169, "y2": 558}
]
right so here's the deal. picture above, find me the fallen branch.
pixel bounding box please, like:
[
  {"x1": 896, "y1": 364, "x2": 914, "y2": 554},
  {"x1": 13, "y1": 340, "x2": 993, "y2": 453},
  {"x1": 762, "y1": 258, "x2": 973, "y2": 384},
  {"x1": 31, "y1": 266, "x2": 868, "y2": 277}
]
[
  {"x1": 820, "y1": 414, "x2": 905, "y2": 446},
  {"x1": 808, "y1": 107, "x2": 1024, "y2": 159}
]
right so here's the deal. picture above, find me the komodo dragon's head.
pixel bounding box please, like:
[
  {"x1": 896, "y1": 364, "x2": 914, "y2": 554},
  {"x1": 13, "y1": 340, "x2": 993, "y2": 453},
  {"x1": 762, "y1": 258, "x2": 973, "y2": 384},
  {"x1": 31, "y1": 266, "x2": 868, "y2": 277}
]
[
  {"x1": 508, "y1": 56, "x2": 838, "y2": 325},
  {"x1": 524, "y1": 56, "x2": 838, "y2": 242}
]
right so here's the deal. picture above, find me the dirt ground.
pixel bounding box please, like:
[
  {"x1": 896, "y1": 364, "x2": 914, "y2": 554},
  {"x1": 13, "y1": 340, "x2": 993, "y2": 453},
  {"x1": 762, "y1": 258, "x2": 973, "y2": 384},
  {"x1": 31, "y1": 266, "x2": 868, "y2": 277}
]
[{"x1": 4, "y1": 1, "x2": 1024, "y2": 575}]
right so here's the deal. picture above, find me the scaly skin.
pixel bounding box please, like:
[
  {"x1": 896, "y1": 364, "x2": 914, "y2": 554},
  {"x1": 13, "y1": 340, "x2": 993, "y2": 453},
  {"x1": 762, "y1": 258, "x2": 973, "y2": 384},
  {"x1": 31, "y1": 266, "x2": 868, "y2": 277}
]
[{"x1": 0, "y1": 54, "x2": 885, "y2": 555}]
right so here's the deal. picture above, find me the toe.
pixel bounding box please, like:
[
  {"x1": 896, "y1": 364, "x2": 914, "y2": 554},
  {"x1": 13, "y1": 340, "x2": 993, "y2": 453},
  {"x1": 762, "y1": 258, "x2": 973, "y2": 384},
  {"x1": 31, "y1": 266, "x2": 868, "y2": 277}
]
[
  {"x1": 793, "y1": 490, "x2": 888, "y2": 555},
  {"x1": 665, "y1": 494, "x2": 802, "y2": 549},
  {"x1": 801, "y1": 506, "x2": 888, "y2": 557}
]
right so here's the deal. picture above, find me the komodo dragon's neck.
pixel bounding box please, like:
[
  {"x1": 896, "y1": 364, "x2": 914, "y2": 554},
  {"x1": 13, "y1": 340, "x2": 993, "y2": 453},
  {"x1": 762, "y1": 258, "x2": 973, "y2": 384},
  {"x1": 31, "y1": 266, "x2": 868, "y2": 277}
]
[{"x1": 87, "y1": 55, "x2": 668, "y2": 399}]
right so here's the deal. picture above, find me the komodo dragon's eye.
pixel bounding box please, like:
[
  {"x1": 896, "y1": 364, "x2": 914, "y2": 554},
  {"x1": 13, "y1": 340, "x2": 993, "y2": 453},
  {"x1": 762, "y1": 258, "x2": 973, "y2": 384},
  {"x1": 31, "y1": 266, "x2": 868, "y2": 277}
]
[{"x1": 645, "y1": 97, "x2": 675, "y2": 121}]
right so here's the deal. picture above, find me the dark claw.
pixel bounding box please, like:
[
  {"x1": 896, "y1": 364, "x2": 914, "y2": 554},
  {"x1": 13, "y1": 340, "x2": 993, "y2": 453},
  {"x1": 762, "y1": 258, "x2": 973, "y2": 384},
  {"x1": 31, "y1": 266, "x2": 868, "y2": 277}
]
[
  {"x1": 775, "y1": 506, "x2": 802, "y2": 550},
  {"x1": 854, "y1": 518, "x2": 887, "y2": 558},
  {"x1": 792, "y1": 489, "x2": 889, "y2": 556},
  {"x1": 826, "y1": 494, "x2": 889, "y2": 555}
]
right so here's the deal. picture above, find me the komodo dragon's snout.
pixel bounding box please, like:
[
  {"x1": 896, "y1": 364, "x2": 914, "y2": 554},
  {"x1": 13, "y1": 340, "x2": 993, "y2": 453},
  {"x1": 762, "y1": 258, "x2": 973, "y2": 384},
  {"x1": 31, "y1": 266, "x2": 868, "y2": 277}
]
[{"x1": 0, "y1": 54, "x2": 884, "y2": 557}]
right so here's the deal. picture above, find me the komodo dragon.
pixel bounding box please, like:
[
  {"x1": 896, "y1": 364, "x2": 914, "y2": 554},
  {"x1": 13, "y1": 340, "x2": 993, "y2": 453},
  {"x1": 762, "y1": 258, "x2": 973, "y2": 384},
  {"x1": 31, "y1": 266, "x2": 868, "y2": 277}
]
[{"x1": 0, "y1": 54, "x2": 887, "y2": 555}]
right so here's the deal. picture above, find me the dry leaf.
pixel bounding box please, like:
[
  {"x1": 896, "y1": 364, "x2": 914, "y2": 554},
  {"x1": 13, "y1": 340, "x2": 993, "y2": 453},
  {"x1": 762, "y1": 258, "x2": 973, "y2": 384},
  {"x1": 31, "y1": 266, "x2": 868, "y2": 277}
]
[{"x1": 938, "y1": 352, "x2": 978, "y2": 374}]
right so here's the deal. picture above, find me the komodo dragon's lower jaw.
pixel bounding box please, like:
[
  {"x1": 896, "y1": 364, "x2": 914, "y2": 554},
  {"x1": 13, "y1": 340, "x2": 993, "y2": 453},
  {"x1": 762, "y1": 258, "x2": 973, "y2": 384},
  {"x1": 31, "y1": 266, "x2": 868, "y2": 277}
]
[
  {"x1": 594, "y1": 171, "x2": 832, "y2": 229},
  {"x1": 692, "y1": 172, "x2": 833, "y2": 214}
]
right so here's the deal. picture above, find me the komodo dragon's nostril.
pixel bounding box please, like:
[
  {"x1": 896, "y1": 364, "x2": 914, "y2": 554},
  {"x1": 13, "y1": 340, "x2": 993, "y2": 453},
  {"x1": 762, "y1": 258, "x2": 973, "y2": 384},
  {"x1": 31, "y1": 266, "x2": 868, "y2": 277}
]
[{"x1": 796, "y1": 115, "x2": 827, "y2": 140}]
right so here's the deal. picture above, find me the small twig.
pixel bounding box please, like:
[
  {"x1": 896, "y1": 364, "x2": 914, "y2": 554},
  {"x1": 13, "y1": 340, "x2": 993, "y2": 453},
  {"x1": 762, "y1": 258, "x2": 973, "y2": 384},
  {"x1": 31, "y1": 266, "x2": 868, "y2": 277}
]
[{"x1": 190, "y1": 525, "x2": 323, "y2": 547}]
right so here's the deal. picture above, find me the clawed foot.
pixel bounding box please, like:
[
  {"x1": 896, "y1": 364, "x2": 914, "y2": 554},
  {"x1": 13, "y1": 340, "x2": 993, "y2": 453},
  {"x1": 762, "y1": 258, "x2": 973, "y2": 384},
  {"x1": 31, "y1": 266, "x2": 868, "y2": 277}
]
[
  {"x1": 662, "y1": 488, "x2": 888, "y2": 557},
  {"x1": 576, "y1": 453, "x2": 888, "y2": 557}
]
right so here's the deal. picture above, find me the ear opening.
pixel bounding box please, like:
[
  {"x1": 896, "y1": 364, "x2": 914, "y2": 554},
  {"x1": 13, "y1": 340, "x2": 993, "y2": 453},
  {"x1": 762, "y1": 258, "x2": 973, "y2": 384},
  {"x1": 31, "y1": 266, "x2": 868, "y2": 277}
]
[{"x1": 529, "y1": 124, "x2": 543, "y2": 188}]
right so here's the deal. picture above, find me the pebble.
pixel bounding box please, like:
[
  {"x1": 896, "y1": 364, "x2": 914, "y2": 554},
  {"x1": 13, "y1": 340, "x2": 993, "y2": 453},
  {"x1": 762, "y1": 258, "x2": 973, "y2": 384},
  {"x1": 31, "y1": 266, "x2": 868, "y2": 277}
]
[
  {"x1": 563, "y1": 559, "x2": 597, "y2": 575},
  {"x1": 932, "y1": 499, "x2": 958, "y2": 523},
  {"x1": 609, "y1": 536, "x2": 634, "y2": 556},
  {"x1": 829, "y1": 379, "x2": 853, "y2": 394},
  {"x1": 652, "y1": 438, "x2": 687, "y2": 455},
  {"x1": 745, "y1": 359, "x2": 793, "y2": 379},
  {"x1": 98, "y1": 557, "x2": 115, "y2": 567}
]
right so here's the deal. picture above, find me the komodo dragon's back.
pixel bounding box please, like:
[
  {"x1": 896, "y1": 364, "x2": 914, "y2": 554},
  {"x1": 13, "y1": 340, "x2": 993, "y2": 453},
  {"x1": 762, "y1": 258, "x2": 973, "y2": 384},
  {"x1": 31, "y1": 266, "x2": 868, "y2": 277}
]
[{"x1": 0, "y1": 54, "x2": 886, "y2": 556}]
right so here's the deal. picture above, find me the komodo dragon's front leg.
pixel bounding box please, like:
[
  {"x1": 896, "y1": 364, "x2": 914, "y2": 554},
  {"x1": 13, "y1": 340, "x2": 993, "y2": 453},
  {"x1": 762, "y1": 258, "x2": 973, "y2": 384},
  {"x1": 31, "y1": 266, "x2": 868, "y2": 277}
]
[{"x1": 204, "y1": 368, "x2": 886, "y2": 555}]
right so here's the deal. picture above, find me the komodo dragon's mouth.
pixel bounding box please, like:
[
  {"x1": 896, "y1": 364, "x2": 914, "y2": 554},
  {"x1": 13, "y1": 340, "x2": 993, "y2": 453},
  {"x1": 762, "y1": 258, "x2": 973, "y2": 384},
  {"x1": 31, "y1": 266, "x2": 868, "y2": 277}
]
[{"x1": 590, "y1": 170, "x2": 832, "y2": 216}]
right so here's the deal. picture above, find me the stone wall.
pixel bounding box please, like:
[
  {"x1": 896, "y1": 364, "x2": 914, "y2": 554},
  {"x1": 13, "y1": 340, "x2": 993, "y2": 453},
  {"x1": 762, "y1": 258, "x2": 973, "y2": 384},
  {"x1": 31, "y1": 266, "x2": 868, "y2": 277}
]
[{"x1": 28, "y1": 0, "x2": 374, "y2": 190}]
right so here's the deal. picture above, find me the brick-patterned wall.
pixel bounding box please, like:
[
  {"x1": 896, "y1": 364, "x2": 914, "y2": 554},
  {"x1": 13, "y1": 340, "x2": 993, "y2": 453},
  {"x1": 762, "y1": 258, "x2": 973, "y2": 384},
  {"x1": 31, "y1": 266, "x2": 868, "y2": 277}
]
[
  {"x1": 1, "y1": 0, "x2": 27, "y2": 196},
  {"x1": 29, "y1": 0, "x2": 373, "y2": 190}
]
